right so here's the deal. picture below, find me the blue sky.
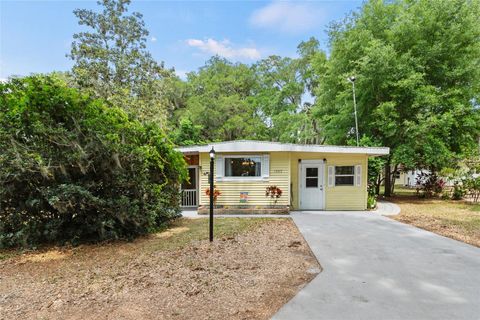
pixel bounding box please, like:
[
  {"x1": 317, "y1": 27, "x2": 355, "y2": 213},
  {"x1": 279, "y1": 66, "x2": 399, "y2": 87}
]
[{"x1": 0, "y1": 0, "x2": 362, "y2": 80}]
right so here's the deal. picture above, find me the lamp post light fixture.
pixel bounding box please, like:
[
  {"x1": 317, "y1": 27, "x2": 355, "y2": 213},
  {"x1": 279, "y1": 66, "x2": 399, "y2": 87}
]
[
  {"x1": 348, "y1": 76, "x2": 360, "y2": 146},
  {"x1": 209, "y1": 147, "x2": 215, "y2": 242}
]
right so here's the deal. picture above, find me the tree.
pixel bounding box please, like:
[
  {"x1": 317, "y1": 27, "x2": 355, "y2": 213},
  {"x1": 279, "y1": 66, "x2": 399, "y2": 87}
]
[
  {"x1": 68, "y1": 0, "x2": 172, "y2": 124},
  {"x1": 0, "y1": 75, "x2": 186, "y2": 247},
  {"x1": 313, "y1": 0, "x2": 480, "y2": 196},
  {"x1": 253, "y1": 55, "x2": 305, "y2": 142},
  {"x1": 253, "y1": 39, "x2": 327, "y2": 144},
  {"x1": 172, "y1": 57, "x2": 267, "y2": 143}
]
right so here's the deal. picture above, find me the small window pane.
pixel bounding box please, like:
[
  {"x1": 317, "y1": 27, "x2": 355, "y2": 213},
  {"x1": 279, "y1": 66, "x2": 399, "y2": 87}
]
[
  {"x1": 335, "y1": 166, "x2": 354, "y2": 175},
  {"x1": 306, "y1": 167, "x2": 318, "y2": 177},
  {"x1": 306, "y1": 177, "x2": 318, "y2": 188},
  {"x1": 335, "y1": 176, "x2": 354, "y2": 186},
  {"x1": 224, "y1": 157, "x2": 261, "y2": 177}
]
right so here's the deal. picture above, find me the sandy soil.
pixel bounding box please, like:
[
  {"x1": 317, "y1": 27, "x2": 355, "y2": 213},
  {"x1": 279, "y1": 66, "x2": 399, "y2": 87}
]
[
  {"x1": 0, "y1": 219, "x2": 320, "y2": 320},
  {"x1": 390, "y1": 196, "x2": 480, "y2": 247}
]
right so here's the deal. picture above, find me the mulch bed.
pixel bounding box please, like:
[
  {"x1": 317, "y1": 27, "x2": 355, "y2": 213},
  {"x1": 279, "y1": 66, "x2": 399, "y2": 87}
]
[{"x1": 0, "y1": 219, "x2": 320, "y2": 320}]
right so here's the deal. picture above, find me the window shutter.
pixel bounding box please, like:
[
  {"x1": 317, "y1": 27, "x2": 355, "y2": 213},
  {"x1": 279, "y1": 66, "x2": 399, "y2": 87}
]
[
  {"x1": 327, "y1": 166, "x2": 334, "y2": 187},
  {"x1": 216, "y1": 155, "x2": 224, "y2": 178},
  {"x1": 262, "y1": 154, "x2": 270, "y2": 178},
  {"x1": 355, "y1": 165, "x2": 362, "y2": 187}
]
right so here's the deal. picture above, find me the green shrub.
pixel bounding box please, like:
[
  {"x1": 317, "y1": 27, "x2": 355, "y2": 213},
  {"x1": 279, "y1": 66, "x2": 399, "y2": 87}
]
[
  {"x1": 367, "y1": 182, "x2": 377, "y2": 209},
  {"x1": 451, "y1": 183, "x2": 466, "y2": 200},
  {"x1": 0, "y1": 75, "x2": 187, "y2": 248},
  {"x1": 367, "y1": 195, "x2": 377, "y2": 209},
  {"x1": 464, "y1": 177, "x2": 480, "y2": 202}
]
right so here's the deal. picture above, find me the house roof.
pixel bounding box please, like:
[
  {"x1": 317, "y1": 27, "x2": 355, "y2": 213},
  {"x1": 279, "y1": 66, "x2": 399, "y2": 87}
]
[{"x1": 177, "y1": 140, "x2": 389, "y2": 156}]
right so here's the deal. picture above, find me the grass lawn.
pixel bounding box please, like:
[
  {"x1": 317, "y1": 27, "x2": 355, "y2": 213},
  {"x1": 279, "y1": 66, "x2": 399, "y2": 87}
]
[
  {"x1": 0, "y1": 218, "x2": 320, "y2": 320},
  {"x1": 389, "y1": 193, "x2": 480, "y2": 247}
]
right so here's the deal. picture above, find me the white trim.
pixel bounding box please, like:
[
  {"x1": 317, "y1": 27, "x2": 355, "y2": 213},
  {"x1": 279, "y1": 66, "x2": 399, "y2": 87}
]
[
  {"x1": 217, "y1": 177, "x2": 268, "y2": 182},
  {"x1": 355, "y1": 164, "x2": 362, "y2": 187},
  {"x1": 177, "y1": 140, "x2": 389, "y2": 156},
  {"x1": 327, "y1": 166, "x2": 335, "y2": 187},
  {"x1": 216, "y1": 155, "x2": 224, "y2": 178}
]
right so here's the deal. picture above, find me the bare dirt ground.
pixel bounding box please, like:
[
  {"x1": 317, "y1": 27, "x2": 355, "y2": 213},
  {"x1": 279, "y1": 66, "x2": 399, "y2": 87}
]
[
  {"x1": 0, "y1": 218, "x2": 320, "y2": 320},
  {"x1": 390, "y1": 196, "x2": 480, "y2": 247}
]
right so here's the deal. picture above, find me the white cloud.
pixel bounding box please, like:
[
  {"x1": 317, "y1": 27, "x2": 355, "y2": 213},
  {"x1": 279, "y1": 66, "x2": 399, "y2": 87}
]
[
  {"x1": 250, "y1": 1, "x2": 324, "y2": 33},
  {"x1": 186, "y1": 38, "x2": 261, "y2": 60},
  {"x1": 151, "y1": 36, "x2": 157, "y2": 42}
]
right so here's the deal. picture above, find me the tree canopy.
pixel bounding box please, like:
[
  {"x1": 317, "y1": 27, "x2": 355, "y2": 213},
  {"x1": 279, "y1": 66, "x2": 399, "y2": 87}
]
[
  {"x1": 312, "y1": 0, "x2": 480, "y2": 194},
  {"x1": 69, "y1": 0, "x2": 174, "y2": 124},
  {"x1": 0, "y1": 75, "x2": 186, "y2": 247}
]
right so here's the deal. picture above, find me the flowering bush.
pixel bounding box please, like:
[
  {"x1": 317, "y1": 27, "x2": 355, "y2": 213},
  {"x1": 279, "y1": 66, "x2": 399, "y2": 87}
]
[
  {"x1": 265, "y1": 186, "x2": 282, "y2": 207},
  {"x1": 205, "y1": 186, "x2": 221, "y2": 203},
  {"x1": 416, "y1": 172, "x2": 445, "y2": 198}
]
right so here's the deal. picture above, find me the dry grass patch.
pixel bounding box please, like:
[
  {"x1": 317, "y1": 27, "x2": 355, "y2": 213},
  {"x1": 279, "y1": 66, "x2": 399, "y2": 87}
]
[
  {"x1": 390, "y1": 196, "x2": 480, "y2": 247},
  {"x1": 0, "y1": 218, "x2": 320, "y2": 320}
]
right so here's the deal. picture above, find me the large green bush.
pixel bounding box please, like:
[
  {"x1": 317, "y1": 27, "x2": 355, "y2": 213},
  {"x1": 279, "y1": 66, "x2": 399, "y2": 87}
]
[{"x1": 0, "y1": 75, "x2": 186, "y2": 248}]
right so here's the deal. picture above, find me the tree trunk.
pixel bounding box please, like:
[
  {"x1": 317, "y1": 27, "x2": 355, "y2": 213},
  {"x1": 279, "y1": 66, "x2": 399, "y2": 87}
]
[
  {"x1": 390, "y1": 164, "x2": 398, "y2": 195},
  {"x1": 375, "y1": 175, "x2": 382, "y2": 195},
  {"x1": 384, "y1": 161, "x2": 392, "y2": 197}
]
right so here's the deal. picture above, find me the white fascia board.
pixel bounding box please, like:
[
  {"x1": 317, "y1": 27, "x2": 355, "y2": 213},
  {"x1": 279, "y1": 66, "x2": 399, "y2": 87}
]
[{"x1": 176, "y1": 140, "x2": 389, "y2": 156}]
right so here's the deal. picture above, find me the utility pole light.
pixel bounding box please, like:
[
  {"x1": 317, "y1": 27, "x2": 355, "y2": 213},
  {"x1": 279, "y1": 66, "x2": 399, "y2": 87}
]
[
  {"x1": 348, "y1": 76, "x2": 360, "y2": 146},
  {"x1": 208, "y1": 147, "x2": 215, "y2": 242}
]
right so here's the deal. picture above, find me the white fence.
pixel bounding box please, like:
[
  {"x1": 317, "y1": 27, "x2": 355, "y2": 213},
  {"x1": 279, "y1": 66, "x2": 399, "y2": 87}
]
[{"x1": 181, "y1": 189, "x2": 197, "y2": 207}]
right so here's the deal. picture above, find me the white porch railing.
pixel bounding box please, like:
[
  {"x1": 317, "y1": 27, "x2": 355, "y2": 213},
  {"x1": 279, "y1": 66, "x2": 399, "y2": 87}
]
[{"x1": 181, "y1": 189, "x2": 197, "y2": 207}]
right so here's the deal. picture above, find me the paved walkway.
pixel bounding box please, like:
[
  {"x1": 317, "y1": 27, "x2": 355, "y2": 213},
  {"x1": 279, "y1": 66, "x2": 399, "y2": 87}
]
[
  {"x1": 274, "y1": 210, "x2": 480, "y2": 320},
  {"x1": 374, "y1": 200, "x2": 401, "y2": 216}
]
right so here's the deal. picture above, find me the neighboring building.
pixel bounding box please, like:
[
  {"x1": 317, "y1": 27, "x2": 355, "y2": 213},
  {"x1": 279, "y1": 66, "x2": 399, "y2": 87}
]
[
  {"x1": 178, "y1": 140, "x2": 389, "y2": 212},
  {"x1": 394, "y1": 169, "x2": 425, "y2": 187},
  {"x1": 394, "y1": 168, "x2": 458, "y2": 188}
]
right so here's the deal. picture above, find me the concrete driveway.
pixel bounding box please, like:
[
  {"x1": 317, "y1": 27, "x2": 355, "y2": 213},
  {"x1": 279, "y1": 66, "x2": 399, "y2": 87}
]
[{"x1": 274, "y1": 211, "x2": 480, "y2": 320}]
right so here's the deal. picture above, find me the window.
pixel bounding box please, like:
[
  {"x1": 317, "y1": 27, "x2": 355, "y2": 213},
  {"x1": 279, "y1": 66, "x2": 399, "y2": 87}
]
[
  {"x1": 335, "y1": 166, "x2": 355, "y2": 186},
  {"x1": 224, "y1": 157, "x2": 262, "y2": 177},
  {"x1": 305, "y1": 167, "x2": 319, "y2": 188}
]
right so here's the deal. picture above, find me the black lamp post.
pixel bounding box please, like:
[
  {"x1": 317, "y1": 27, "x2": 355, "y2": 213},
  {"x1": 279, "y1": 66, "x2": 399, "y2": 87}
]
[{"x1": 209, "y1": 147, "x2": 215, "y2": 242}]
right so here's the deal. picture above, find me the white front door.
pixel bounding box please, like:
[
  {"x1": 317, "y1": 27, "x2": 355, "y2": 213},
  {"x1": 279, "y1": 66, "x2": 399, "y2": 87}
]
[{"x1": 299, "y1": 161, "x2": 325, "y2": 210}]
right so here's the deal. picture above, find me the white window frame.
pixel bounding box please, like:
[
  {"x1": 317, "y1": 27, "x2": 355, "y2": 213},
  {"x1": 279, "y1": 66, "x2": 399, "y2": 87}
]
[{"x1": 216, "y1": 154, "x2": 269, "y2": 182}]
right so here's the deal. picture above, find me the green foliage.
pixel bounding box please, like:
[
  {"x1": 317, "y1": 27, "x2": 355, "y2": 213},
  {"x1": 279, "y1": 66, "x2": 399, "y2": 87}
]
[
  {"x1": 69, "y1": 0, "x2": 173, "y2": 124},
  {"x1": 416, "y1": 172, "x2": 446, "y2": 198},
  {"x1": 367, "y1": 194, "x2": 377, "y2": 210},
  {"x1": 172, "y1": 57, "x2": 268, "y2": 143},
  {"x1": 313, "y1": 0, "x2": 480, "y2": 193},
  {"x1": 171, "y1": 41, "x2": 328, "y2": 145},
  {"x1": 171, "y1": 118, "x2": 205, "y2": 146},
  {"x1": 367, "y1": 179, "x2": 378, "y2": 209},
  {"x1": 464, "y1": 177, "x2": 480, "y2": 203},
  {"x1": 452, "y1": 183, "x2": 466, "y2": 200},
  {"x1": 0, "y1": 75, "x2": 186, "y2": 248}
]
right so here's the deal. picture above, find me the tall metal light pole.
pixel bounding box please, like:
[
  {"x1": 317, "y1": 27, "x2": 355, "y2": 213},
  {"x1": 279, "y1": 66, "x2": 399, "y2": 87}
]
[
  {"x1": 348, "y1": 76, "x2": 360, "y2": 146},
  {"x1": 208, "y1": 147, "x2": 215, "y2": 242}
]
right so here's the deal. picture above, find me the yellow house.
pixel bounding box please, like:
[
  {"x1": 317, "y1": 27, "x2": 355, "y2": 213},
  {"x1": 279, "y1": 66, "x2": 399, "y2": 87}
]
[{"x1": 178, "y1": 140, "x2": 389, "y2": 212}]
